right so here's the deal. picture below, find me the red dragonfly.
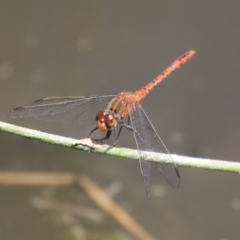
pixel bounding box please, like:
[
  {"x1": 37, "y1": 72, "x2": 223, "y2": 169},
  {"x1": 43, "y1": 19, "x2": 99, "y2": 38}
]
[{"x1": 9, "y1": 50, "x2": 195, "y2": 196}]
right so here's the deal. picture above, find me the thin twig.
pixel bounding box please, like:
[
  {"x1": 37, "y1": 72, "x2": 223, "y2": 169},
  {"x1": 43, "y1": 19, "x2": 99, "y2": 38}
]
[
  {"x1": 1, "y1": 121, "x2": 240, "y2": 173},
  {"x1": 0, "y1": 171, "x2": 156, "y2": 240}
]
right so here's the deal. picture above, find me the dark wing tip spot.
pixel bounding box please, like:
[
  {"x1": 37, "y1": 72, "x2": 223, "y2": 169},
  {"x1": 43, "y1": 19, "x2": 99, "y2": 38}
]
[
  {"x1": 13, "y1": 107, "x2": 24, "y2": 111},
  {"x1": 31, "y1": 98, "x2": 43, "y2": 105}
]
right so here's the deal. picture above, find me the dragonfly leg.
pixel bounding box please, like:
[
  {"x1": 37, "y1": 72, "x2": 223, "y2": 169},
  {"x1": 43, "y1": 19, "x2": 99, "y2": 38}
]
[
  {"x1": 122, "y1": 115, "x2": 133, "y2": 132},
  {"x1": 112, "y1": 118, "x2": 134, "y2": 145},
  {"x1": 90, "y1": 129, "x2": 112, "y2": 143},
  {"x1": 87, "y1": 126, "x2": 113, "y2": 142},
  {"x1": 127, "y1": 115, "x2": 130, "y2": 125},
  {"x1": 72, "y1": 128, "x2": 111, "y2": 149},
  {"x1": 104, "y1": 120, "x2": 134, "y2": 152},
  {"x1": 110, "y1": 121, "x2": 133, "y2": 147},
  {"x1": 103, "y1": 128, "x2": 121, "y2": 153},
  {"x1": 121, "y1": 123, "x2": 133, "y2": 132},
  {"x1": 87, "y1": 127, "x2": 98, "y2": 138},
  {"x1": 112, "y1": 126, "x2": 122, "y2": 146}
]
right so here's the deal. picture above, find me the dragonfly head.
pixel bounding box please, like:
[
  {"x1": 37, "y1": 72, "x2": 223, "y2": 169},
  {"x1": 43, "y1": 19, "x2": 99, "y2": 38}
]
[{"x1": 96, "y1": 110, "x2": 118, "y2": 131}]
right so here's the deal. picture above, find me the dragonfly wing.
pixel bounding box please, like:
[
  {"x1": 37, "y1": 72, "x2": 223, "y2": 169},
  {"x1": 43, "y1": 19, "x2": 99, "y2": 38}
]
[
  {"x1": 8, "y1": 94, "x2": 116, "y2": 125},
  {"x1": 30, "y1": 96, "x2": 91, "y2": 105},
  {"x1": 130, "y1": 104, "x2": 180, "y2": 196}
]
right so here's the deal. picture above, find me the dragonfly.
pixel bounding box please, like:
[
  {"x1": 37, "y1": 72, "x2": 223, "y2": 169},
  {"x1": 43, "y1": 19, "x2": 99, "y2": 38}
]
[{"x1": 8, "y1": 50, "x2": 195, "y2": 197}]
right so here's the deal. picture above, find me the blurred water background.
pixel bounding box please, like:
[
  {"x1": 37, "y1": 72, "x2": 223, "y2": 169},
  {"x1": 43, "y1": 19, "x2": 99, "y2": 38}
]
[{"x1": 1, "y1": 1, "x2": 240, "y2": 239}]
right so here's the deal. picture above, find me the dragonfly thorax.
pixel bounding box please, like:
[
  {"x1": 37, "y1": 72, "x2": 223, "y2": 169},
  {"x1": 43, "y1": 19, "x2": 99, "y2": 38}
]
[{"x1": 95, "y1": 109, "x2": 118, "y2": 131}]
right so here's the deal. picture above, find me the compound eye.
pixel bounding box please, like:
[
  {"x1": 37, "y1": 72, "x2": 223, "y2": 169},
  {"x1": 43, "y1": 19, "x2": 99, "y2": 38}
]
[
  {"x1": 104, "y1": 113, "x2": 117, "y2": 129},
  {"x1": 96, "y1": 110, "x2": 108, "y2": 131},
  {"x1": 96, "y1": 120, "x2": 107, "y2": 131}
]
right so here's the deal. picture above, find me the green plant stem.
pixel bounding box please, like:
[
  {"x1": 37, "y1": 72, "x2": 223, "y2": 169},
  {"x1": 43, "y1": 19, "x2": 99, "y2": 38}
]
[{"x1": 0, "y1": 121, "x2": 240, "y2": 173}]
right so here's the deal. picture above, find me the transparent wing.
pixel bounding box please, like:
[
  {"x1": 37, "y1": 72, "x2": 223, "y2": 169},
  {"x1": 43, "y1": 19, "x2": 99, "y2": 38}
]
[
  {"x1": 130, "y1": 104, "x2": 180, "y2": 197},
  {"x1": 8, "y1": 94, "x2": 116, "y2": 125},
  {"x1": 30, "y1": 96, "x2": 90, "y2": 105}
]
